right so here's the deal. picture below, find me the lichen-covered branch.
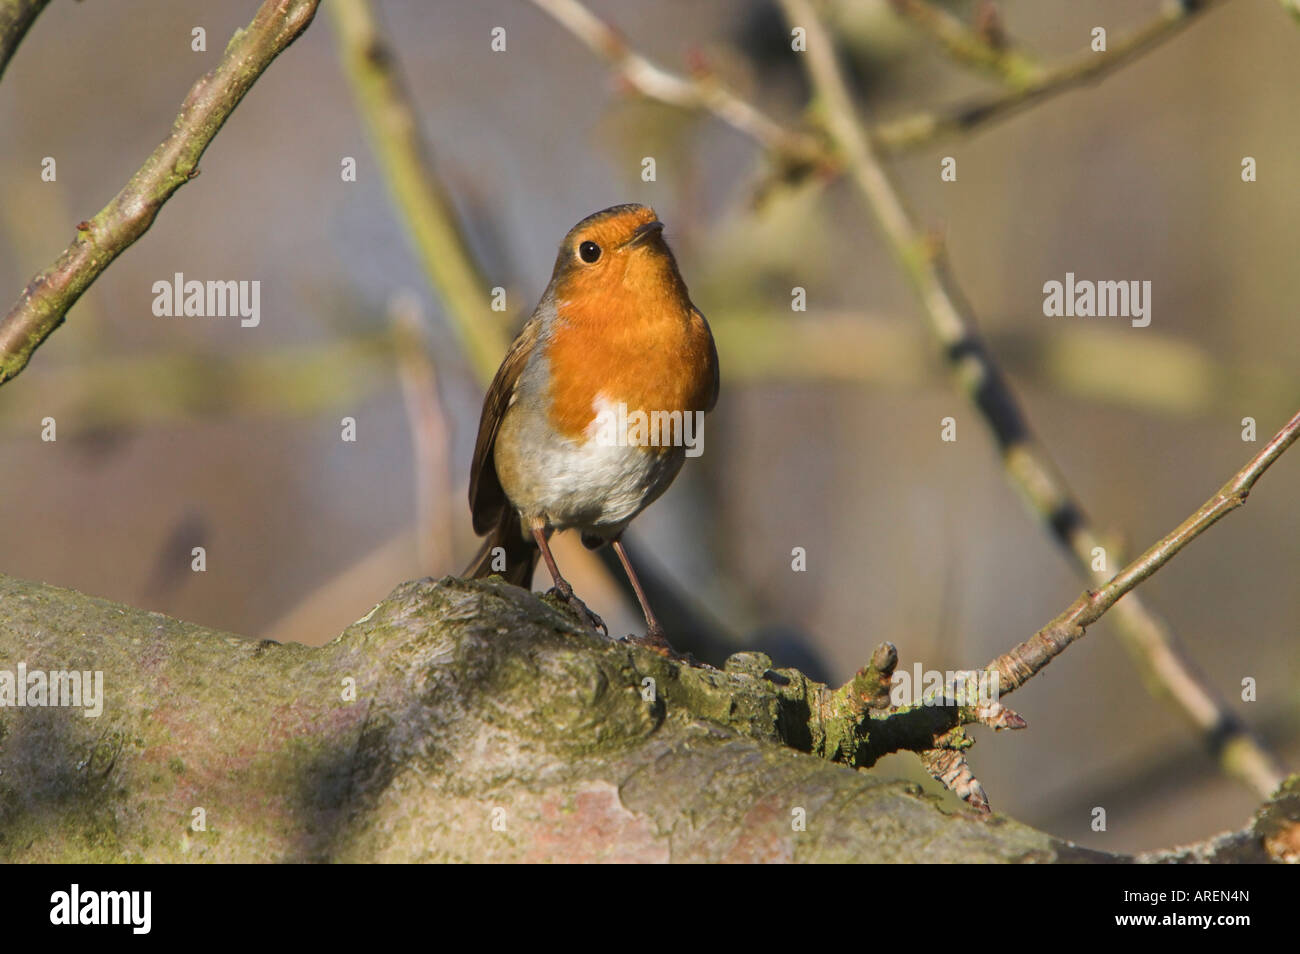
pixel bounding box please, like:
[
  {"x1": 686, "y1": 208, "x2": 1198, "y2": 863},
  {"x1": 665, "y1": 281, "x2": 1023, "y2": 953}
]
[
  {"x1": 0, "y1": 0, "x2": 321, "y2": 387},
  {"x1": 778, "y1": 0, "x2": 1286, "y2": 801},
  {"x1": 0, "y1": 0, "x2": 48, "y2": 81},
  {"x1": 0, "y1": 573, "x2": 1066, "y2": 862},
  {"x1": 1, "y1": 571, "x2": 1293, "y2": 862}
]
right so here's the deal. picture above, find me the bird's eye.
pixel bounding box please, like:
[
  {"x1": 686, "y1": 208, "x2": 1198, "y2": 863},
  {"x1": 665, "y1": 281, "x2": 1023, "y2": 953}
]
[{"x1": 578, "y1": 240, "x2": 602, "y2": 263}]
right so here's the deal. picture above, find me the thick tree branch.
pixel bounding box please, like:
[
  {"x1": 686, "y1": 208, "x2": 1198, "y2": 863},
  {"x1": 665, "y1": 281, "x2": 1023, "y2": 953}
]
[
  {"x1": 0, "y1": 0, "x2": 321, "y2": 386},
  {"x1": 1, "y1": 571, "x2": 1294, "y2": 862},
  {"x1": 0, "y1": 573, "x2": 1068, "y2": 862}
]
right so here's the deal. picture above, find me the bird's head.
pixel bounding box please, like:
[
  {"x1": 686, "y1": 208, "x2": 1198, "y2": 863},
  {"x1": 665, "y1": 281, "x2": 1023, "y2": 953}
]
[{"x1": 548, "y1": 204, "x2": 688, "y2": 313}]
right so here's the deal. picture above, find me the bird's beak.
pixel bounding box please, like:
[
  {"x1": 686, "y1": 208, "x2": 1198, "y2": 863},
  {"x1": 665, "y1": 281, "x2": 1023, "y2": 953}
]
[{"x1": 624, "y1": 220, "x2": 664, "y2": 248}]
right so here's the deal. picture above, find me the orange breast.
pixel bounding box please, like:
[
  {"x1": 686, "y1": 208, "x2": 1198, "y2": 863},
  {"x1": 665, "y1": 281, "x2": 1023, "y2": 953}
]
[{"x1": 544, "y1": 268, "x2": 716, "y2": 441}]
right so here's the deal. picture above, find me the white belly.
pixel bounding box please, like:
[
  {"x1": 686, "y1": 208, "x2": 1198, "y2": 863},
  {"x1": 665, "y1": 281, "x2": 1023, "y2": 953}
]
[
  {"x1": 528, "y1": 434, "x2": 682, "y2": 533},
  {"x1": 494, "y1": 394, "x2": 686, "y2": 538}
]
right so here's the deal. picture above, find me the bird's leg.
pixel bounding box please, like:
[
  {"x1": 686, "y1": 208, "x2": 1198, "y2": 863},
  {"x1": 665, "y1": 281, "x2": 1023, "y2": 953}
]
[
  {"x1": 530, "y1": 519, "x2": 607, "y2": 636},
  {"x1": 612, "y1": 539, "x2": 676, "y2": 654}
]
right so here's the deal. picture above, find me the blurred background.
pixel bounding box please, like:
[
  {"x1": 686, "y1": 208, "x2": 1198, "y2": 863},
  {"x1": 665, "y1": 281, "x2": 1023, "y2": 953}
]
[{"x1": 0, "y1": 0, "x2": 1297, "y2": 855}]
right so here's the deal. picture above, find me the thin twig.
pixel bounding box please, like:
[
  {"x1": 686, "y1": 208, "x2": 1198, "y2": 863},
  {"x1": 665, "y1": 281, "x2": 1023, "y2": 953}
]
[
  {"x1": 826, "y1": 410, "x2": 1299, "y2": 811},
  {"x1": 780, "y1": 0, "x2": 1285, "y2": 799},
  {"x1": 888, "y1": 0, "x2": 1040, "y2": 87},
  {"x1": 329, "y1": 0, "x2": 510, "y2": 384},
  {"x1": 992, "y1": 408, "x2": 1300, "y2": 693},
  {"x1": 527, "y1": 0, "x2": 1227, "y2": 169},
  {"x1": 874, "y1": 0, "x2": 1233, "y2": 152},
  {"x1": 0, "y1": 0, "x2": 321, "y2": 387},
  {"x1": 0, "y1": 0, "x2": 49, "y2": 81},
  {"x1": 526, "y1": 0, "x2": 825, "y2": 167}
]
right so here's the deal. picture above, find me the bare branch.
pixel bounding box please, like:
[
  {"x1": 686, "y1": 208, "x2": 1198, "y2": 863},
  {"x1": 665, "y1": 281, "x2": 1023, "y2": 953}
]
[
  {"x1": 875, "y1": 0, "x2": 1233, "y2": 152},
  {"x1": 526, "y1": 0, "x2": 825, "y2": 168},
  {"x1": 992, "y1": 408, "x2": 1300, "y2": 693},
  {"x1": 888, "y1": 0, "x2": 1040, "y2": 86},
  {"x1": 824, "y1": 409, "x2": 1298, "y2": 811},
  {"x1": 0, "y1": 0, "x2": 321, "y2": 387},
  {"x1": 528, "y1": 0, "x2": 1231, "y2": 176},
  {"x1": 779, "y1": 0, "x2": 1286, "y2": 800}
]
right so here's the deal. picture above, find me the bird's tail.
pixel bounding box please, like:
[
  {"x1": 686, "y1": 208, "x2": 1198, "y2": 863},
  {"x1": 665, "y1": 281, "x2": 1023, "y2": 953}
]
[{"x1": 463, "y1": 509, "x2": 539, "y2": 588}]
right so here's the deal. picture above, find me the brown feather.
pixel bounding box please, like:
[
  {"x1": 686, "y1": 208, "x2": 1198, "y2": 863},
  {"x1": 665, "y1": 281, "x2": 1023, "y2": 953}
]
[
  {"x1": 468, "y1": 315, "x2": 541, "y2": 535},
  {"x1": 463, "y1": 508, "x2": 539, "y2": 586}
]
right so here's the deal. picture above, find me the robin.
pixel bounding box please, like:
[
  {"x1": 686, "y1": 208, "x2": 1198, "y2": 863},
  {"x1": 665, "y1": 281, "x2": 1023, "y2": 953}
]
[{"x1": 464, "y1": 204, "x2": 719, "y2": 649}]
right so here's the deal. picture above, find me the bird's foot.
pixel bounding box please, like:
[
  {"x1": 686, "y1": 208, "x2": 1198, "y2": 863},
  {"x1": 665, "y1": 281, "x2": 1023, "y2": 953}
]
[{"x1": 547, "y1": 585, "x2": 608, "y2": 637}]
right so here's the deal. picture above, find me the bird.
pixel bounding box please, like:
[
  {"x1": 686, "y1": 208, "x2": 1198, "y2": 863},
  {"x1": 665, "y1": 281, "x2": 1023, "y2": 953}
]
[{"x1": 464, "y1": 204, "x2": 719, "y2": 650}]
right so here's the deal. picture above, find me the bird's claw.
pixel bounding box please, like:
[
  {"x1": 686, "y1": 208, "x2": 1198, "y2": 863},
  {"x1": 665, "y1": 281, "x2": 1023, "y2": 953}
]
[{"x1": 547, "y1": 586, "x2": 607, "y2": 637}]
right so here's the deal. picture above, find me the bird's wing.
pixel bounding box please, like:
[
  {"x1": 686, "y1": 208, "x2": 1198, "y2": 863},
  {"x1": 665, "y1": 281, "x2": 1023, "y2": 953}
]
[
  {"x1": 468, "y1": 314, "x2": 542, "y2": 535},
  {"x1": 696, "y1": 306, "x2": 720, "y2": 414}
]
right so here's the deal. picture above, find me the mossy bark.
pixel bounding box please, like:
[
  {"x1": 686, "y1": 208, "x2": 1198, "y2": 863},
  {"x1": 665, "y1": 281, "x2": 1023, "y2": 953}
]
[{"x1": 0, "y1": 573, "x2": 1292, "y2": 862}]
